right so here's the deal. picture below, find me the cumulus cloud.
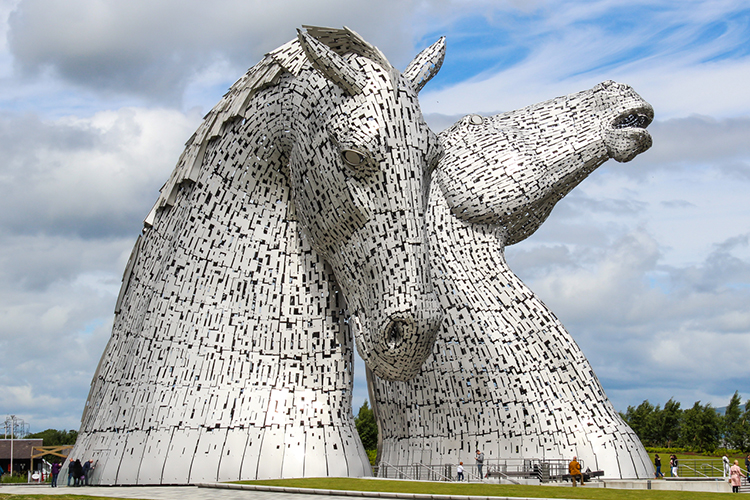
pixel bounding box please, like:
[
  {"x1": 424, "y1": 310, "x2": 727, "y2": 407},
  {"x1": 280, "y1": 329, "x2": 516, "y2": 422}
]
[
  {"x1": 5, "y1": 0, "x2": 457, "y2": 105},
  {"x1": 634, "y1": 116, "x2": 750, "y2": 168},
  {"x1": 0, "y1": 107, "x2": 201, "y2": 238},
  {"x1": 0, "y1": 105, "x2": 200, "y2": 428},
  {"x1": 0, "y1": 247, "x2": 118, "y2": 429},
  {"x1": 1, "y1": 0, "x2": 749, "y2": 431},
  {"x1": 508, "y1": 225, "x2": 750, "y2": 411}
]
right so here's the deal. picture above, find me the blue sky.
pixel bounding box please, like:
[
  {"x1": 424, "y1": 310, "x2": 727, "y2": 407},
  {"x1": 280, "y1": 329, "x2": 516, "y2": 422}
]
[{"x1": 0, "y1": 0, "x2": 749, "y2": 433}]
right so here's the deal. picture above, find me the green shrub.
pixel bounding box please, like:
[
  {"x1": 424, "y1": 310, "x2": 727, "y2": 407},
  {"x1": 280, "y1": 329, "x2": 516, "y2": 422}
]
[{"x1": 1, "y1": 473, "x2": 28, "y2": 483}]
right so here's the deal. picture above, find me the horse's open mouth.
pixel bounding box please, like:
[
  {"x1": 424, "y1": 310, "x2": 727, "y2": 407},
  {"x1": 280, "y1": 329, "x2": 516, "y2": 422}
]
[
  {"x1": 611, "y1": 106, "x2": 653, "y2": 129},
  {"x1": 605, "y1": 105, "x2": 654, "y2": 163}
]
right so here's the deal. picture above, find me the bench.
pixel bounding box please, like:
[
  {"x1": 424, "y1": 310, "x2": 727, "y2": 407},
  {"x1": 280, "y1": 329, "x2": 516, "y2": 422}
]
[
  {"x1": 486, "y1": 470, "x2": 541, "y2": 480},
  {"x1": 562, "y1": 470, "x2": 604, "y2": 481}
]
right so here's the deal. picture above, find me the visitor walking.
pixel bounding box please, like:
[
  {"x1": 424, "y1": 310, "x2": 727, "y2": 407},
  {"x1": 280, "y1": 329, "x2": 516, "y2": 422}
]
[
  {"x1": 475, "y1": 450, "x2": 484, "y2": 479},
  {"x1": 654, "y1": 454, "x2": 663, "y2": 478},
  {"x1": 50, "y1": 462, "x2": 61, "y2": 487},
  {"x1": 730, "y1": 460, "x2": 742, "y2": 493},
  {"x1": 670, "y1": 455, "x2": 679, "y2": 477},
  {"x1": 456, "y1": 462, "x2": 464, "y2": 481},
  {"x1": 723, "y1": 454, "x2": 731, "y2": 478},
  {"x1": 569, "y1": 456, "x2": 584, "y2": 487},
  {"x1": 745, "y1": 454, "x2": 750, "y2": 482}
]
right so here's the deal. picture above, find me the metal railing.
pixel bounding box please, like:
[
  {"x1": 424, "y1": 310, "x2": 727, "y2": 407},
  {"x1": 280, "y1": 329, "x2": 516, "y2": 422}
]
[
  {"x1": 670, "y1": 460, "x2": 748, "y2": 479},
  {"x1": 374, "y1": 458, "x2": 583, "y2": 483},
  {"x1": 375, "y1": 462, "x2": 452, "y2": 482}
]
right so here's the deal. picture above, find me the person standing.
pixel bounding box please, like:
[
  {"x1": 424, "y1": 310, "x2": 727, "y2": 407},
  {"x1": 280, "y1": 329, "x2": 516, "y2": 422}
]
[
  {"x1": 72, "y1": 459, "x2": 83, "y2": 487},
  {"x1": 723, "y1": 455, "x2": 731, "y2": 478},
  {"x1": 82, "y1": 460, "x2": 92, "y2": 486},
  {"x1": 730, "y1": 460, "x2": 742, "y2": 493},
  {"x1": 50, "y1": 462, "x2": 61, "y2": 488},
  {"x1": 67, "y1": 458, "x2": 75, "y2": 486},
  {"x1": 654, "y1": 454, "x2": 663, "y2": 478},
  {"x1": 475, "y1": 450, "x2": 485, "y2": 479},
  {"x1": 745, "y1": 454, "x2": 750, "y2": 482},
  {"x1": 456, "y1": 462, "x2": 464, "y2": 481},
  {"x1": 569, "y1": 456, "x2": 584, "y2": 487}
]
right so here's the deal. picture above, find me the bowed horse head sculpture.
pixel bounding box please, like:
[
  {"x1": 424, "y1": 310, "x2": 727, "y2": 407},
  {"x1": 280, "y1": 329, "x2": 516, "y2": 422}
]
[
  {"x1": 288, "y1": 29, "x2": 446, "y2": 380},
  {"x1": 150, "y1": 27, "x2": 446, "y2": 382},
  {"x1": 75, "y1": 27, "x2": 448, "y2": 485},
  {"x1": 437, "y1": 80, "x2": 653, "y2": 245}
]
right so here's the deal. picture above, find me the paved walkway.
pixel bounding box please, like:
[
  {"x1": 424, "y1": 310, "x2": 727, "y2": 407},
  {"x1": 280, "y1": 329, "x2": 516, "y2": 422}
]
[
  {"x1": 0, "y1": 482, "x2": 579, "y2": 500},
  {"x1": 0, "y1": 484, "x2": 350, "y2": 500}
]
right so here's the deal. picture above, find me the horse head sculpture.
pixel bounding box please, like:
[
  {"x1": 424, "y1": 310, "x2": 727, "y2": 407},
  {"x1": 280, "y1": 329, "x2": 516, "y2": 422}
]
[
  {"x1": 369, "y1": 81, "x2": 656, "y2": 478},
  {"x1": 73, "y1": 27, "x2": 447, "y2": 484},
  {"x1": 437, "y1": 80, "x2": 653, "y2": 245}
]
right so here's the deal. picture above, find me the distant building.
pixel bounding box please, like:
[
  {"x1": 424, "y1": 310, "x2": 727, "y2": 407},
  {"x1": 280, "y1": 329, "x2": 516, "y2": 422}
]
[{"x1": 0, "y1": 439, "x2": 43, "y2": 474}]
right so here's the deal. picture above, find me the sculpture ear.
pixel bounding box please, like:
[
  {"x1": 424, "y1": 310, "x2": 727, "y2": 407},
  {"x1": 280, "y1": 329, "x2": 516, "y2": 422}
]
[
  {"x1": 403, "y1": 37, "x2": 446, "y2": 93},
  {"x1": 297, "y1": 29, "x2": 365, "y2": 96}
]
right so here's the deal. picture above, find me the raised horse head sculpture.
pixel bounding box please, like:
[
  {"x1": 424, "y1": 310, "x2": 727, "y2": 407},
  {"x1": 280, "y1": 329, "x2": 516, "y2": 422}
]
[
  {"x1": 369, "y1": 81, "x2": 656, "y2": 479},
  {"x1": 436, "y1": 80, "x2": 653, "y2": 244}
]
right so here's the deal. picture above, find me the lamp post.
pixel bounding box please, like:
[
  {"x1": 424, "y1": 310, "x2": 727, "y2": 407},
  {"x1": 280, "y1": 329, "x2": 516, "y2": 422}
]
[
  {"x1": 3, "y1": 415, "x2": 21, "y2": 477},
  {"x1": 9, "y1": 415, "x2": 15, "y2": 478}
]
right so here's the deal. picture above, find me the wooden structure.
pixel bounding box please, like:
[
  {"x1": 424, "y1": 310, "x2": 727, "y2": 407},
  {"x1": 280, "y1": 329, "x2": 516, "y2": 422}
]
[{"x1": 31, "y1": 445, "x2": 73, "y2": 460}]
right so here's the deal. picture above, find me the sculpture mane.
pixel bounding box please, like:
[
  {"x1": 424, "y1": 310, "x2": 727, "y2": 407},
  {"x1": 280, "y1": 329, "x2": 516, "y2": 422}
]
[{"x1": 144, "y1": 26, "x2": 395, "y2": 221}]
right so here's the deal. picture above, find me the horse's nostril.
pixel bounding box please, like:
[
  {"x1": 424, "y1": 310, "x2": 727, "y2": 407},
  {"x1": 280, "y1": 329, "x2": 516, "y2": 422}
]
[{"x1": 386, "y1": 320, "x2": 406, "y2": 349}]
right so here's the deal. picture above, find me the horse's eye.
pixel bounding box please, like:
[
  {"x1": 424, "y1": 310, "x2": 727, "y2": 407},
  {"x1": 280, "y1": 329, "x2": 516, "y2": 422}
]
[{"x1": 341, "y1": 149, "x2": 366, "y2": 167}]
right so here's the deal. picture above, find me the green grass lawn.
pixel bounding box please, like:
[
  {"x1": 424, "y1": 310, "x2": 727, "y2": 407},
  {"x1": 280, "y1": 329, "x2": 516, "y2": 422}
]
[
  {"x1": 646, "y1": 451, "x2": 747, "y2": 478},
  {"x1": 238, "y1": 477, "x2": 731, "y2": 500}
]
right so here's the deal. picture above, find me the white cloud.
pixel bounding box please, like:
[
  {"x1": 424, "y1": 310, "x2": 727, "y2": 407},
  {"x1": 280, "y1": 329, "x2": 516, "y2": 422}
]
[
  {"x1": 419, "y1": 1, "x2": 750, "y2": 120},
  {"x1": 5, "y1": 0, "x2": 452, "y2": 105},
  {"x1": 0, "y1": 265, "x2": 116, "y2": 429},
  {"x1": 0, "y1": 0, "x2": 749, "y2": 431},
  {"x1": 0, "y1": 107, "x2": 201, "y2": 237}
]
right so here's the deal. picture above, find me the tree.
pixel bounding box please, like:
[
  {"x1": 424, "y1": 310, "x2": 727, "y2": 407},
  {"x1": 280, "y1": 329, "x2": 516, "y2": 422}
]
[
  {"x1": 25, "y1": 429, "x2": 78, "y2": 446},
  {"x1": 722, "y1": 391, "x2": 746, "y2": 450},
  {"x1": 658, "y1": 398, "x2": 682, "y2": 448},
  {"x1": 355, "y1": 401, "x2": 378, "y2": 452},
  {"x1": 623, "y1": 400, "x2": 657, "y2": 446},
  {"x1": 680, "y1": 401, "x2": 721, "y2": 452}
]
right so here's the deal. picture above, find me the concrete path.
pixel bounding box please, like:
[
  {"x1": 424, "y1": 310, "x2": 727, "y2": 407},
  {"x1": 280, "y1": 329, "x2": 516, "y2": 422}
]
[
  {"x1": 0, "y1": 482, "x2": 579, "y2": 500},
  {"x1": 0, "y1": 483, "x2": 354, "y2": 500}
]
